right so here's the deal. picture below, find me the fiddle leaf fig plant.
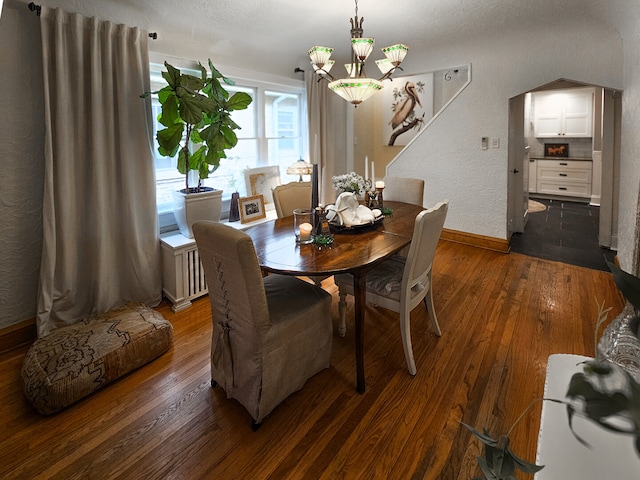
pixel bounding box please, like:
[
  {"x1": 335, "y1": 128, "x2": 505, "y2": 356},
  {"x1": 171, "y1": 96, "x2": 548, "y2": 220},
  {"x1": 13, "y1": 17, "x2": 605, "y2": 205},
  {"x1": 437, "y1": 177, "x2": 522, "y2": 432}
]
[{"x1": 141, "y1": 59, "x2": 252, "y2": 193}]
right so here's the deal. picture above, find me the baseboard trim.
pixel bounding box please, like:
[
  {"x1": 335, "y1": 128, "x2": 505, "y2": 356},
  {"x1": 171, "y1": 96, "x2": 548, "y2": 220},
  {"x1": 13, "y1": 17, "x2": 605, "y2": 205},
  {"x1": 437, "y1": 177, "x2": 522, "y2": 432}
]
[
  {"x1": 441, "y1": 228, "x2": 510, "y2": 253},
  {"x1": 0, "y1": 318, "x2": 36, "y2": 354}
]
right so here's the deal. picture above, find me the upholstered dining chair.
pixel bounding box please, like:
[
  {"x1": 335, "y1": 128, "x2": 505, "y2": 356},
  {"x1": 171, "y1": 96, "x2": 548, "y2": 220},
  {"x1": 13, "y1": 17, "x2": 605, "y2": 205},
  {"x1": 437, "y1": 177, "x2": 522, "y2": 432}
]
[
  {"x1": 193, "y1": 221, "x2": 333, "y2": 430},
  {"x1": 272, "y1": 181, "x2": 312, "y2": 218},
  {"x1": 383, "y1": 176, "x2": 424, "y2": 206},
  {"x1": 334, "y1": 200, "x2": 449, "y2": 375}
]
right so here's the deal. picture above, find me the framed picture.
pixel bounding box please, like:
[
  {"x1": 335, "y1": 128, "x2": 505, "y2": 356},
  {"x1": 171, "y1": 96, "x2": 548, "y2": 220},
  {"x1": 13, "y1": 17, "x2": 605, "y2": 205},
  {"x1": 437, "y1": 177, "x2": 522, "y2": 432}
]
[
  {"x1": 244, "y1": 166, "x2": 281, "y2": 210},
  {"x1": 380, "y1": 72, "x2": 434, "y2": 146},
  {"x1": 544, "y1": 143, "x2": 569, "y2": 157},
  {"x1": 238, "y1": 194, "x2": 266, "y2": 224}
]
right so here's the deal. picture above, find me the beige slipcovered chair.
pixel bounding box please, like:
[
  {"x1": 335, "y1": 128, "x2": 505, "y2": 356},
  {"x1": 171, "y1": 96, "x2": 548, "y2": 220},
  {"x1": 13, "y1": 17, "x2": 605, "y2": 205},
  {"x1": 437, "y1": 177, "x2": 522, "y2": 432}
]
[
  {"x1": 193, "y1": 221, "x2": 333, "y2": 429},
  {"x1": 272, "y1": 181, "x2": 312, "y2": 218},
  {"x1": 383, "y1": 176, "x2": 424, "y2": 206},
  {"x1": 334, "y1": 200, "x2": 448, "y2": 375}
]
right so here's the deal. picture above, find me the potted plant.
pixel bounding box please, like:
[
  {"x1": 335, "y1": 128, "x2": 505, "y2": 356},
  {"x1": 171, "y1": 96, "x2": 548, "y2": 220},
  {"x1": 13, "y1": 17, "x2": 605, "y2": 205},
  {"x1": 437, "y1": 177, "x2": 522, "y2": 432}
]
[
  {"x1": 464, "y1": 260, "x2": 640, "y2": 479},
  {"x1": 142, "y1": 59, "x2": 252, "y2": 237}
]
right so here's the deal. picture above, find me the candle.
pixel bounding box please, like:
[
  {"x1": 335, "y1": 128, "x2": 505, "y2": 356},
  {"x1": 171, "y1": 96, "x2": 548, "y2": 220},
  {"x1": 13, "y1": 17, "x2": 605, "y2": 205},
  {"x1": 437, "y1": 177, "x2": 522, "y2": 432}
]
[
  {"x1": 376, "y1": 181, "x2": 385, "y2": 189},
  {"x1": 313, "y1": 134, "x2": 319, "y2": 164},
  {"x1": 299, "y1": 223, "x2": 313, "y2": 242},
  {"x1": 371, "y1": 161, "x2": 375, "y2": 183},
  {"x1": 365, "y1": 156, "x2": 369, "y2": 180},
  {"x1": 321, "y1": 166, "x2": 326, "y2": 206}
]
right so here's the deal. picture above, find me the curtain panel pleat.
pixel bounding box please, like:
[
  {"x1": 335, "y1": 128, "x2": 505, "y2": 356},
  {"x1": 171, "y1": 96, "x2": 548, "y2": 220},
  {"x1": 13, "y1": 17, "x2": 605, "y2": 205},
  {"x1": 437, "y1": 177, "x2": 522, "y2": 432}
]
[
  {"x1": 304, "y1": 69, "x2": 344, "y2": 204},
  {"x1": 37, "y1": 7, "x2": 161, "y2": 336}
]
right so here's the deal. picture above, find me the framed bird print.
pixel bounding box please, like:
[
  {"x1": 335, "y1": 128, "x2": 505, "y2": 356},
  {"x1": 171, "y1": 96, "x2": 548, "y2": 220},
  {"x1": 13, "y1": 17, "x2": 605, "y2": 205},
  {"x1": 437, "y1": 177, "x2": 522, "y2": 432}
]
[{"x1": 380, "y1": 72, "x2": 434, "y2": 146}]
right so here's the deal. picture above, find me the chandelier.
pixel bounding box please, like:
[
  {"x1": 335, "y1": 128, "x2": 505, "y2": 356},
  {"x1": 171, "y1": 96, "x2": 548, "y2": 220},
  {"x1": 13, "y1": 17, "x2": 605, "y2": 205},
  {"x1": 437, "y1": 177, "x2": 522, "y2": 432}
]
[{"x1": 308, "y1": 0, "x2": 408, "y2": 106}]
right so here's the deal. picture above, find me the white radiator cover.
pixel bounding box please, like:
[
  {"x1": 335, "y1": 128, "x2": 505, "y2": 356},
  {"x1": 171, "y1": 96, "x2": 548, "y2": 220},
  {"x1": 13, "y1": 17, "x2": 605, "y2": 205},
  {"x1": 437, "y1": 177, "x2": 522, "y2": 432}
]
[
  {"x1": 160, "y1": 233, "x2": 209, "y2": 312},
  {"x1": 159, "y1": 209, "x2": 277, "y2": 311}
]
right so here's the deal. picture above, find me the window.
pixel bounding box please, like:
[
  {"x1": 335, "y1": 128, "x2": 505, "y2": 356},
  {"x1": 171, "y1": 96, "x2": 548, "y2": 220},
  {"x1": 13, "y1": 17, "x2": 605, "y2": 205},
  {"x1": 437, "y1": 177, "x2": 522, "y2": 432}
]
[{"x1": 149, "y1": 63, "x2": 307, "y2": 230}]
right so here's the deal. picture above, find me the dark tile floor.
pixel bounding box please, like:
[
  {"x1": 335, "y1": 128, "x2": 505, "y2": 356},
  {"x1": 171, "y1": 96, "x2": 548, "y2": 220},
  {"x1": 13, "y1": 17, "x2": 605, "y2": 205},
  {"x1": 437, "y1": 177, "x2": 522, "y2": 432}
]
[{"x1": 510, "y1": 197, "x2": 617, "y2": 271}]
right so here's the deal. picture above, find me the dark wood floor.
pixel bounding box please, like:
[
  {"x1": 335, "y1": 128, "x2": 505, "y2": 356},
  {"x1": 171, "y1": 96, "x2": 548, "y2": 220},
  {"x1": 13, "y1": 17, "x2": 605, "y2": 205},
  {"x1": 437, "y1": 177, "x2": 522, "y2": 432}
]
[{"x1": 0, "y1": 241, "x2": 625, "y2": 479}]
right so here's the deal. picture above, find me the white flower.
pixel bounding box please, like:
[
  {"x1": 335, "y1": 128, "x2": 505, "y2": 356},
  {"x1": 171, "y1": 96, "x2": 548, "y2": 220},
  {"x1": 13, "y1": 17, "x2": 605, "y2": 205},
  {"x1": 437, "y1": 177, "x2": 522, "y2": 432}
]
[{"x1": 332, "y1": 172, "x2": 371, "y2": 196}]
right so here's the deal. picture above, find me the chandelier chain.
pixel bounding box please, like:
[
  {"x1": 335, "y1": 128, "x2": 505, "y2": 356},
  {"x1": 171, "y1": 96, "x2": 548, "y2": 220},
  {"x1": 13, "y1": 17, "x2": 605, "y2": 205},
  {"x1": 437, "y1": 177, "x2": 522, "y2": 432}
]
[{"x1": 307, "y1": 0, "x2": 408, "y2": 105}]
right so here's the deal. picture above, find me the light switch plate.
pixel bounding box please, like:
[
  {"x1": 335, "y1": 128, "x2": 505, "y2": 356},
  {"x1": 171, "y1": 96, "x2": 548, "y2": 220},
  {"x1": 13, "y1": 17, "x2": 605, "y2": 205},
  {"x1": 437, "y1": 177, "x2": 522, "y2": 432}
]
[{"x1": 491, "y1": 137, "x2": 500, "y2": 148}]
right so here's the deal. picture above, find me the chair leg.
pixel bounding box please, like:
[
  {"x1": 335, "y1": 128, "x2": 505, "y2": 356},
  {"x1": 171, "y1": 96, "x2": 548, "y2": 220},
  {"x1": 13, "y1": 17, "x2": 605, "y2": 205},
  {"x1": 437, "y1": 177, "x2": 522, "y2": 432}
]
[
  {"x1": 399, "y1": 305, "x2": 417, "y2": 376},
  {"x1": 423, "y1": 281, "x2": 442, "y2": 336},
  {"x1": 338, "y1": 289, "x2": 347, "y2": 337}
]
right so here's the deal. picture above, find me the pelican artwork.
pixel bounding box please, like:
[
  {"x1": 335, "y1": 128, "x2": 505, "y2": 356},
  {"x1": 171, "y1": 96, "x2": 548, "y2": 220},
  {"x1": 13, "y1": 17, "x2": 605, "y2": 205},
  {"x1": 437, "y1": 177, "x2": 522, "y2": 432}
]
[{"x1": 387, "y1": 81, "x2": 425, "y2": 146}]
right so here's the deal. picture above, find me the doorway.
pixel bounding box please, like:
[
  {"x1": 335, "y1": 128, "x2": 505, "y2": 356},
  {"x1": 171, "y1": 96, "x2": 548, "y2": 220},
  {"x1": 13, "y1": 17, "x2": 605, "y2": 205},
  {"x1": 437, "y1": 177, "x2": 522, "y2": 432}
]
[
  {"x1": 507, "y1": 80, "x2": 621, "y2": 271},
  {"x1": 510, "y1": 198, "x2": 616, "y2": 270}
]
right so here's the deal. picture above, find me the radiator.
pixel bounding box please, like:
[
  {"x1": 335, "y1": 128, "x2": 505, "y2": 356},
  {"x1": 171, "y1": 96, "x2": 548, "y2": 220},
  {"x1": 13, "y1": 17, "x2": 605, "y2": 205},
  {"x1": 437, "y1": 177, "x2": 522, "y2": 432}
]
[
  {"x1": 185, "y1": 248, "x2": 208, "y2": 299},
  {"x1": 160, "y1": 235, "x2": 209, "y2": 312}
]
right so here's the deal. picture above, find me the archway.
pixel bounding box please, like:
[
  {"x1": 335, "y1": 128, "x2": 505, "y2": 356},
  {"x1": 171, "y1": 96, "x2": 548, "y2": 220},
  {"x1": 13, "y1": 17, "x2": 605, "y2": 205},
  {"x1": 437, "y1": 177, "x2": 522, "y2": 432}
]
[{"x1": 507, "y1": 79, "x2": 621, "y2": 269}]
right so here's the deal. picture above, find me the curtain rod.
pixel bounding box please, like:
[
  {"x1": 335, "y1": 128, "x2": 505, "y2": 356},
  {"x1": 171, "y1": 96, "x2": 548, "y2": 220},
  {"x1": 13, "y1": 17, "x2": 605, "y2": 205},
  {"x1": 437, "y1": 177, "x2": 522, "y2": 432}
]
[{"x1": 27, "y1": 2, "x2": 158, "y2": 39}]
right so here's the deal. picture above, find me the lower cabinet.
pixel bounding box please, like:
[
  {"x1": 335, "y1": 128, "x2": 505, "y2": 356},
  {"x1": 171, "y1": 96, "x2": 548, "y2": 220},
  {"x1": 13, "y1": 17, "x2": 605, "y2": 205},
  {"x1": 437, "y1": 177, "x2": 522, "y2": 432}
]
[{"x1": 534, "y1": 159, "x2": 592, "y2": 199}]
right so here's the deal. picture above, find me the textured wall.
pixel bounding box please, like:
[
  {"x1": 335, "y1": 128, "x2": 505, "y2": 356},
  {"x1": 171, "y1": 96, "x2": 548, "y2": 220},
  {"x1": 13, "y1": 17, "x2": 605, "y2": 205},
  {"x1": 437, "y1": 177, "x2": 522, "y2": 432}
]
[
  {"x1": 0, "y1": 3, "x2": 45, "y2": 329},
  {"x1": 613, "y1": 0, "x2": 640, "y2": 273},
  {"x1": 387, "y1": 23, "x2": 623, "y2": 240}
]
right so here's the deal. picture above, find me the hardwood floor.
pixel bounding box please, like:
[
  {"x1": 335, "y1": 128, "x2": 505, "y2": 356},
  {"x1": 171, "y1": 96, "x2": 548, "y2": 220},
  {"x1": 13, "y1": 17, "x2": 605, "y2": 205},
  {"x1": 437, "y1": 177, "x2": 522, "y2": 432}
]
[{"x1": 0, "y1": 241, "x2": 625, "y2": 479}]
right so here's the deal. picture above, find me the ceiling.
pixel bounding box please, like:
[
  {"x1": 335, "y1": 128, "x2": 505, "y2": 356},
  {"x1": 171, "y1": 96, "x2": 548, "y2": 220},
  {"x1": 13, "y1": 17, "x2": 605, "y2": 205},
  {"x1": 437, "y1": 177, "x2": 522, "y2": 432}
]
[{"x1": 19, "y1": 0, "x2": 618, "y2": 79}]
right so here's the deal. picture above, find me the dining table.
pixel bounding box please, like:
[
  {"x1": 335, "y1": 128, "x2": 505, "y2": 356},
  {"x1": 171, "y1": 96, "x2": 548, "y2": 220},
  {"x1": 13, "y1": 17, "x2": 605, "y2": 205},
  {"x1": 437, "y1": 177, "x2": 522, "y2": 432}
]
[{"x1": 243, "y1": 200, "x2": 425, "y2": 393}]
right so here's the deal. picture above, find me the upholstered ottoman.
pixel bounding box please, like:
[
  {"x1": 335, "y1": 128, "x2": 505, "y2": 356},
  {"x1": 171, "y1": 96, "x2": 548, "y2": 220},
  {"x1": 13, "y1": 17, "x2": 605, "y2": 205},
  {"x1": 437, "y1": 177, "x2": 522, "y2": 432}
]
[{"x1": 21, "y1": 303, "x2": 173, "y2": 415}]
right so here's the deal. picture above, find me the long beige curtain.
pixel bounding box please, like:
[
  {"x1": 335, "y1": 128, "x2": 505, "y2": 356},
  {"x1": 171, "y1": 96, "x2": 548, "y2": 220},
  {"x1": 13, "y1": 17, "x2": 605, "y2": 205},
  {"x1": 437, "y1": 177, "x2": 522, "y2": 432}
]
[
  {"x1": 37, "y1": 7, "x2": 161, "y2": 336},
  {"x1": 305, "y1": 71, "x2": 347, "y2": 206}
]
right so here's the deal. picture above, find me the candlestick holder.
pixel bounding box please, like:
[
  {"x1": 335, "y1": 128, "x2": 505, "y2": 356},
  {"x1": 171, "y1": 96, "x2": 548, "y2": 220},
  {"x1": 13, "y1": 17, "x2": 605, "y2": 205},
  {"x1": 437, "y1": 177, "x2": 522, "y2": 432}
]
[
  {"x1": 293, "y1": 208, "x2": 314, "y2": 244},
  {"x1": 375, "y1": 186, "x2": 384, "y2": 209},
  {"x1": 366, "y1": 187, "x2": 384, "y2": 209},
  {"x1": 314, "y1": 205, "x2": 331, "y2": 236}
]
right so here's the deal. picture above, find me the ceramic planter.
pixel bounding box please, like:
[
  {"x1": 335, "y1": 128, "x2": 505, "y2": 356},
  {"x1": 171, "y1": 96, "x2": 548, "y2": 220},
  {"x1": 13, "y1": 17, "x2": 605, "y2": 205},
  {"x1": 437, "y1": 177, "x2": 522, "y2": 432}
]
[{"x1": 173, "y1": 187, "x2": 223, "y2": 238}]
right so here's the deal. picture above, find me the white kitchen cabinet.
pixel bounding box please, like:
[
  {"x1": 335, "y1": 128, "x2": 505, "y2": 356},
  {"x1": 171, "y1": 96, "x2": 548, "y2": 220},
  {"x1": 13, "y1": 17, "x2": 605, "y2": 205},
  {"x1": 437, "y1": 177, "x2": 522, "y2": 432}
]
[
  {"x1": 535, "y1": 159, "x2": 592, "y2": 198},
  {"x1": 533, "y1": 87, "x2": 594, "y2": 138}
]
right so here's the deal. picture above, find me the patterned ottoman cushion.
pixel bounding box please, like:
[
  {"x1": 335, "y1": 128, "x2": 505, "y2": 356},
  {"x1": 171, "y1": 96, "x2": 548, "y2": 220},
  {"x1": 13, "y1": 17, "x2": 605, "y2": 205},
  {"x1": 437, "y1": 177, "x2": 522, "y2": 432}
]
[{"x1": 21, "y1": 303, "x2": 173, "y2": 415}]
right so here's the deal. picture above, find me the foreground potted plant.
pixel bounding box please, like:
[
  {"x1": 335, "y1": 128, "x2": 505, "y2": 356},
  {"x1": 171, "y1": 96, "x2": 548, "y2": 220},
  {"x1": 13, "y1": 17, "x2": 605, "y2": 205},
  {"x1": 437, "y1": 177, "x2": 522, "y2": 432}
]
[
  {"x1": 464, "y1": 260, "x2": 640, "y2": 479},
  {"x1": 142, "y1": 59, "x2": 252, "y2": 237}
]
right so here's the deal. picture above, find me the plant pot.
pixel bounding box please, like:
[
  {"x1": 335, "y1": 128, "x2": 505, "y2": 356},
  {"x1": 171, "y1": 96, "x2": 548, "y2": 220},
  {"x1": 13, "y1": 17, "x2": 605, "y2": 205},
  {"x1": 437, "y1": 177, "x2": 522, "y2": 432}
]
[{"x1": 173, "y1": 187, "x2": 223, "y2": 238}]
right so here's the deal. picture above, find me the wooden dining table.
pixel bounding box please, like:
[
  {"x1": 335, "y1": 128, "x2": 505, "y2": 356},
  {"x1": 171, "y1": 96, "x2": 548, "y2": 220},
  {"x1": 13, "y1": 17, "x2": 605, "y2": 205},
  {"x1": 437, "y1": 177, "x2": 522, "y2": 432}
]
[{"x1": 243, "y1": 200, "x2": 425, "y2": 393}]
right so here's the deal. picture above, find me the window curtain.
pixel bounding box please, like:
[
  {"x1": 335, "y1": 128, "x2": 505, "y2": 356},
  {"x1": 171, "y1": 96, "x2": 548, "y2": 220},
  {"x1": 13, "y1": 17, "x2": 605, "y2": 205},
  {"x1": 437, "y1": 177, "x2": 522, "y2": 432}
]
[
  {"x1": 37, "y1": 7, "x2": 161, "y2": 336},
  {"x1": 305, "y1": 70, "x2": 345, "y2": 206}
]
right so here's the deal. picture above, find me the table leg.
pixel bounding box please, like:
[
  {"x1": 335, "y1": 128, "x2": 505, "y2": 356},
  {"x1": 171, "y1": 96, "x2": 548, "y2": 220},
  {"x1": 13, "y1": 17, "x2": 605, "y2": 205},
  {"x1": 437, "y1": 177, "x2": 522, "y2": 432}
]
[{"x1": 353, "y1": 270, "x2": 366, "y2": 393}]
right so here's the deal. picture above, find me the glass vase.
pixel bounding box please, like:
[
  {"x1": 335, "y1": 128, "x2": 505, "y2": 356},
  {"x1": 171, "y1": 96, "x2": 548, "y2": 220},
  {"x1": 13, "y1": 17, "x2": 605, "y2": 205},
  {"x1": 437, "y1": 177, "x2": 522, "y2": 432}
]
[{"x1": 597, "y1": 306, "x2": 640, "y2": 383}]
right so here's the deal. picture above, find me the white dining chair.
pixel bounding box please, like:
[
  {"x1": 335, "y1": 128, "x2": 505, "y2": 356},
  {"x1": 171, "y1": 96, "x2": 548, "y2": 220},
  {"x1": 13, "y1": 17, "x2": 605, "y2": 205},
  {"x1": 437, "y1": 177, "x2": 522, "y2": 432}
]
[{"x1": 334, "y1": 200, "x2": 449, "y2": 375}]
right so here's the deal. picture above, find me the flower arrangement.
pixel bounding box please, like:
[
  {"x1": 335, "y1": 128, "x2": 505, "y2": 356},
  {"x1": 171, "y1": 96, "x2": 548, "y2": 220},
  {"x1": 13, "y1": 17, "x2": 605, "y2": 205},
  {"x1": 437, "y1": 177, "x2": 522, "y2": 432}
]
[{"x1": 332, "y1": 172, "x2": 371, "y2": 197}]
